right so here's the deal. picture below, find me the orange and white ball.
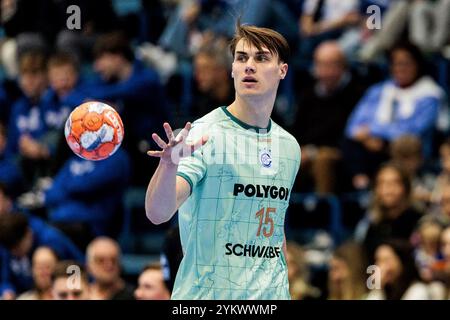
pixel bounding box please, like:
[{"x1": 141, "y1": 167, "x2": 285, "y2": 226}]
[{"x1": 65, "y1": 101, "x2": 124, "y2": 160}]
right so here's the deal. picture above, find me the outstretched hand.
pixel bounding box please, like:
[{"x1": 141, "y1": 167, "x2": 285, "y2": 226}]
[{"x1": 147, "y1": 122, "x2": 208, "y2": 165}]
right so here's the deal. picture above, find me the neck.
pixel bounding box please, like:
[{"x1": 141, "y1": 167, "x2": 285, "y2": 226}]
[
  {"x1": 385, "y1": 202, "x2": 408, "y2": 220},
  {"x1": 227, "y1": 93, "x2": 275, "y2": 129},
  {"x1": 118, "y1": 62, "x2": 133, "y2": 81}
]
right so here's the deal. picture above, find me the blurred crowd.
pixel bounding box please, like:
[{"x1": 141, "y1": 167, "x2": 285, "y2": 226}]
[{"x1": 0, "y1": 0, "x2": 450, "y2": 300}]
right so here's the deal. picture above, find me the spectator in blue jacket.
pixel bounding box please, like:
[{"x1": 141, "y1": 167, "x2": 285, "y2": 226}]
[
  {"x1": 43, "y1": 148, "x2": 131, "y2": 244},
  {"x1": 85, "y1": 32, "x2": 170, "y2": 185},
  {"x1": 0, "y1": 124, "x2": 24, "y2": 196},
  {"x1": 5, "y1": 50, "x2": 52, "y2": 187},
  {"x1": 0, "y1": 212, "x2": 84, "y2": 299},
  {"x1": 343, "y1": 42, "x2": 447, "y2": 190}
]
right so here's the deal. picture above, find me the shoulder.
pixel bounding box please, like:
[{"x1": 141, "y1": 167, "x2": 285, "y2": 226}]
[
  {"x1": 188, "y1": 107, "x2": 229, "y2": 137},
  {"x1": 271, "y1": 121, "x2": 301, "y2": 153}
]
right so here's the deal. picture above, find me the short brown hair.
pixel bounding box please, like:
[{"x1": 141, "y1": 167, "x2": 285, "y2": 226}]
[
  {"x1": 93, "y1": 32, "x2": 134, "y2": 62},
  {"x1": 0, "y1": 213, "x2": 29, "y2": 249},
  {"x1": 229, "y1": 23, "x2": 290, "y2": 63},
  {"x1": 19, "y1": 51, "x2": 47, "y2": 74},
  {"x1": 48, "y1": 52, "x2": 79, "y2": 72}
]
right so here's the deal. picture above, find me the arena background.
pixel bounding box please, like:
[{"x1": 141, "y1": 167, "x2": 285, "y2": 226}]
[{"x1": 0, "y1": 0, "x2": 449, "y2": 301}]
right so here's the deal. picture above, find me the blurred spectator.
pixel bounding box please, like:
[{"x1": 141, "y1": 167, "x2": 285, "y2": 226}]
[
  {"x1": 51, "y1": 260, "x2": 90, "y2": 300},
  {"x1": 286, "y1": 241, "x2": 320, "y2": 300},
  {"x1": 298, "y1": 0, "x2": 361, "y2": 60},
  {"x1": 190, "y1": 38, "x2": 233, "y2": 118},
  {"x1": 355, "y1": 163, "x2": 422, "y2": 258},
  {"x1": 0, "y1": 183, "x2": 13, "y2": 215},
  {"x1": 86, "y1": 237, "x2": 134, "y2": 300},
  {"x1": 412, "y1": 216, "x2": 445, "y2": 283},
  {"x1": 328, "y1": 241, "x2": 368, "y2": 300},
  {"x1": 344, "y1": 42, "x2": 446, "y2": 190},
  {"x1": 366, "y1": 240, "x2": 431, "y2": 299},
  {"x1": 134, "y1": 262, "x2": 171, "y2": 300},
  {"x1": 0, "y1": 123, "x2": 23, "y2": 195},
  {"x1": 86, "y1": 32, "x2": 169, "y2": 186},
  {"x1": 409, "y1": 0, "x2": 450, "y2": 53},
  {"x1": 433, "y1": 183, "x2": 450, "y2": 223},
  {"x1": 53, "y1": 0, "x2": 119, "y2": 63},
  {"x1": 390, "y1": 135, "x2": 436, "y2": 208},
  {"x1": 0, "y1": 0, "x2": 52, "y2": 78},
  {"x1": 292, "y1": 41, "x2": 366, "y2": 193},
  {"x1": 38, "y1": 149, "x2": 130, "y2": 246},
  {"x1": 5, "y1": 50, "x2": 55, "y2": 188},
  {"x1": 430, "y1": 139, "x2": 450, "y2": 209},
  {"x1": 0, "y1": 212, "x2": 83, "y2": 298},
  {"x1": 16, "y1": 246, "x2": 58, "y2": 300},
  {"x1": 439, "y1": 226, "x2": 450, "y2": 297}
]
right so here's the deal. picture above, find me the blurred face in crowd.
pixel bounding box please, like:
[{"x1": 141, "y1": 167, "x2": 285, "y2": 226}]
[
  {"x1": 328, "y1": 256, "x2": 350, "y2": 285},
  {"x1": 232, "y1": 39, "x2": 287, "y2": 100},
  {"x1": 87, "y1": 239, "x2": 121, "y2": 285},
  {"x1": 375, "y1": 245, "x2": 402, "y2": 286},
  {"x1": 441, "y1": 228, "x2": 450, "y2": 261},
  {"x1": 419, "y1": 222, "x2": 442, "y2": 254},
  {"x1": 94, "y1": 53, "x2": 122, "y2": 82},
  {"x1": 375, "y1": 167, "x2": 407, "y2": 210},
  {"x1": 0, "y1": 189, "x2": 12, "y2": 216},
  {"x1": 313, "y1": 42, "x2": 346, "y2": 92},
  {"x1": 439, "y1": 144, "x2": 450, "y2": 174},
  {"x1": 32, "y1": 247, "x2": 58, "y2": 292},
  {"x1": 194, "y1": 53, "x2": 226, "y2": 93},
  {"x1": 440, "y1": 185, "x2": 450, "y2": 217},
  {"x1": 11, "y1": 228, "x2": 33, "y2": 257},
  {"x1": 20, "y1": 71, "x2": 47, "y2": 100},
  {"x1": 48, "y1": 64, "x2": 78, "y2": 98},
  {"x1": 52, "y1": 277, "x2": 90, "y2": 300},
  {"x1": 390, "y1": 49, "x2": 419, "y2": 88},
  {"x1": 134, "y1": 268, "x2": 170, "y2": 300}
]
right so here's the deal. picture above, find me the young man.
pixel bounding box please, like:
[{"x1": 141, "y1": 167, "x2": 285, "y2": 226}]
[{"x1": 146, "y1": 24, "x2": 301, "y2": 299}]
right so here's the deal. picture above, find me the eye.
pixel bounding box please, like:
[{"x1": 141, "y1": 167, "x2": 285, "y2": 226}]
[
  {"x1": 236, "y1": 55, "x2": 247, "y2": 62},
  {"x1": 256, "y1": 55, "x2": 269, "y2": 62}
]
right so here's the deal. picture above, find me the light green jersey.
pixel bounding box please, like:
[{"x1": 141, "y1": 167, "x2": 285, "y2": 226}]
[{"x1": 172, "y1": 107, "x2": 301, "y2": 300}]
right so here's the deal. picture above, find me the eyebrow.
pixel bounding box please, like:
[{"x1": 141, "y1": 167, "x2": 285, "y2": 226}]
[{"x1": 236, "y1": 50, "x2": 272, "y2": 56}]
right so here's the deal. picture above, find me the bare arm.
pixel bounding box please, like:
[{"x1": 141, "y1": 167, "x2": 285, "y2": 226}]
[{"x1": 145, "y1": 122, "x2": 207, "y2": 224}]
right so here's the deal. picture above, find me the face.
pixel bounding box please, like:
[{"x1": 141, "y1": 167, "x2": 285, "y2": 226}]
[
  {"x1": 88, "y1": 241, "x2": 120, "y2": 284},
  {"x1": 440, "y1": 145, "x2": 450, "y2": 173},
  {"x1": 375, "y1": 245, "x2": 402, "y2": 286},
  {"x1": 11, "y1": 228, "x2": 33, "y2": 257},
  {"x1": 0, "y1": 190, "x2": 12, "y2": 216},
  {"x1": 232, "y1": 39, "x2": 287, "y2": 99},
  {"x1": 52, "y1": 277, "x2": 89, "y2": 300},
  {"x1": 440, "y1": 186, "x2": 450, "y2": 217},
  {"x1": 328, "y1": 257, "x2": 350, "y2": 284},
  {"x1": 19, "y1": 72, "x2": 47, "y2": 99},
  {"x1": 313, "y1": 46, "x2": 345, "y2": 91},
  {"x1": 194, "y1": 54, "x2": 222, "y2": 93},
  {"x1": 441, "y1": 228, "x2": 450, "y2": 261},
  {"x1": 48, "y1": 64, "x2": 78, "y2": 98},
  {"x1": 390, "y1": 49, "x2": 419, "y2": 88},
  {"x1": 32, "y1": 247, "x2": 58, "y2": 291},
  {"x1": 134, "y1": 269, "x2": 170, "y2": 300},
  {"x1": 94, "y1": 53, "x2": 120, "y2": 81},
  {"x1": 375, "y1": 168, "x2": 406, "y2": 209}
]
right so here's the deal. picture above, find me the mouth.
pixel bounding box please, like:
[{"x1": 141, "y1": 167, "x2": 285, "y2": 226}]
[{"x1": 242, "y1": 76, "x2": 257, "y2": 83}]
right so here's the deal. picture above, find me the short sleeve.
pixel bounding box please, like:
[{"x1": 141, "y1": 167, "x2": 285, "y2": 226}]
[{"x1": 176, "y1": 121, "x2": 209, "y2": 193}]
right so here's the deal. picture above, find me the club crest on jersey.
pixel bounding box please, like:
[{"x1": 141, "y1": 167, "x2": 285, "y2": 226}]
[{"x1": 259, "y1": 148, "x2": 272, "y2": 168}]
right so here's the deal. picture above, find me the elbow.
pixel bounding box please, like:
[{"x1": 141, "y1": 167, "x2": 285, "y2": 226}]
[{"x1": 145, "y1": 209, "x2": 169, "y2": 225}]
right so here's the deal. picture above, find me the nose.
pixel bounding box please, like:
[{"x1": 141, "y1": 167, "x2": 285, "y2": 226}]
[{"x1": 245, "y1": 58, "x2": 256, "y2": 73}]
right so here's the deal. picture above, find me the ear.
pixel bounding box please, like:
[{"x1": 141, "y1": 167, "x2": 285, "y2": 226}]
[{"x1": 279, "y1": 63, "x2": 288, "y2": 80}]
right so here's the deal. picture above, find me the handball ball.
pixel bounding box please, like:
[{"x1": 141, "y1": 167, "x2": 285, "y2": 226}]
[{"x1": 65, "y1": 101, "x2": 124, "y2": 161}]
